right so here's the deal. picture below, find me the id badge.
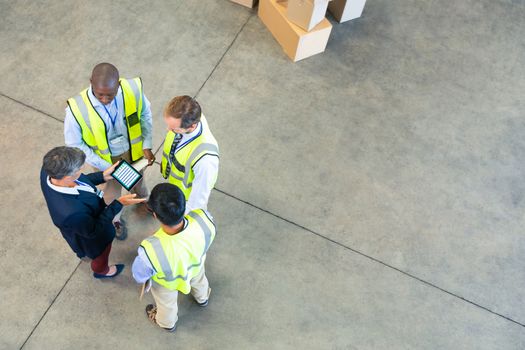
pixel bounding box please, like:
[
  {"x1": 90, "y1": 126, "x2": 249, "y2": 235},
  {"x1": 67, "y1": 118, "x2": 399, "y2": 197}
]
[
  {"x1": 110, "y1": 135, "x2": 125, "y2": 145},
  {"x1": 127, "y1": 112, "x2": 139, "y2": 127},
  {"x1": 96, "y1": 188, "x2": 104, "y2": 198}
]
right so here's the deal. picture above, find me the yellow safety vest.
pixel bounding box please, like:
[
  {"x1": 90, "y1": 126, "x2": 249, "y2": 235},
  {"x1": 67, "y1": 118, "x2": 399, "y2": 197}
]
[
  {"x1": 140, "y1": 209, "x2": 216, "y2": 293},
  {"x1": 67, "y1": 78, "x2": 144, "y2": 163},
  {"x1": 160, "y1": 115, "x2": 219, "y2": 199}
]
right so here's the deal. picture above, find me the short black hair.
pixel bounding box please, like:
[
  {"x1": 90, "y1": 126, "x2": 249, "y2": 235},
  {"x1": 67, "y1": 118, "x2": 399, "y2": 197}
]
[
  {"x1": 148, "y1": 183, "x2": 186, "y2": 226},
  {"x1": 43, "y1": 146, "x2": 86, "y2": 179},
  {"x1": 91, "y1": 62, "x2": 119, "y2": 88}
]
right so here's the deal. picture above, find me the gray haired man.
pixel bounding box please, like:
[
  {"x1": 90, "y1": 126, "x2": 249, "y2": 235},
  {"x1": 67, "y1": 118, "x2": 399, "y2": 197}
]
[{"x1": 40, "y1": 146, "x2": 145, "y2": 278}]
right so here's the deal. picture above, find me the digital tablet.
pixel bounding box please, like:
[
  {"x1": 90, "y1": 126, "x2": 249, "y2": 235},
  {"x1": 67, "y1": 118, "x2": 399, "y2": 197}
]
[{"x1": 110, "y1": 159, "x2": 143, "y2": 191}]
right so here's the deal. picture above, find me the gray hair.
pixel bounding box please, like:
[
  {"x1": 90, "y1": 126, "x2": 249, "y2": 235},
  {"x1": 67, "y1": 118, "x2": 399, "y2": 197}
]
[{"x1": 43, "y1": 146, "x2": 86, "y2": 179}]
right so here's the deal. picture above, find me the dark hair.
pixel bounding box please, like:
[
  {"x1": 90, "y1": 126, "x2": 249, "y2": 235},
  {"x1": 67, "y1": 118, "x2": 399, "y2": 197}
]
[
  {"x1": 148, "y1": 183, "x2": 186, "y2": 226},
  {"x1": 164, "y1": 95, "x2": 202, "y2": 129},
  {"x1": 91, "y1": 62, "x2": 119, "y2": 87},
  {"x1": 43, "y1": 146, "x2": 86, "y2": 179}
]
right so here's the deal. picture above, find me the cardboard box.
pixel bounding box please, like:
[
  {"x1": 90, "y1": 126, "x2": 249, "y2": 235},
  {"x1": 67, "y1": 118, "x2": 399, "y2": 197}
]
[
  {"x1": 328, "y1": 0, "x2": 366, "y2": 23},
  {"x1": 287, "y1": 0, "x2": 330, "y2": 32},
  {"x1": 259, "y1": 0, "x2": 332, "y2": 62},
  {"x1": 230, "y1": 0, "x2": 258, "y2": 8}
]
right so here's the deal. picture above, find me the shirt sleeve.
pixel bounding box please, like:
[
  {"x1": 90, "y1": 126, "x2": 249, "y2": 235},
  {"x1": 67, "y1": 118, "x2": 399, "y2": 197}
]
[
  {"x1": 64, "y1": 106, "x2": 113, "y2": 171},
  {"x1": 62, "y1": 200, "x2": 123, "y2": 239},
  {"x1": 140, "y1": 93, "x2": 153, "y2": 150},
  {"x1": 132, "y1": 246, "x2": 156, "y2": 283},
  {"x1": 185, "y1": 155, "x2": 219, "y2": 214}
]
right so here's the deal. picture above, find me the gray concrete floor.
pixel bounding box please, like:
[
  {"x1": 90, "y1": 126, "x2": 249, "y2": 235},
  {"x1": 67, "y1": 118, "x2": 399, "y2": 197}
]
[{"x1": 1, "y1": 0, "x2": 524, "y2": 349}]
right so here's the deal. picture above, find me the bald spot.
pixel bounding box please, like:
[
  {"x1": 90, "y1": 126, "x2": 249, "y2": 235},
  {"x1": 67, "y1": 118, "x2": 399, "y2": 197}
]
[{"x1": 91, "y1": 63, "x2": 119, "y2": 88}]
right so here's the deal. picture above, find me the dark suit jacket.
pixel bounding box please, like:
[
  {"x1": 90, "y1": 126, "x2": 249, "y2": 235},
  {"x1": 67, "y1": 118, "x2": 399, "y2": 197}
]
[{"x1": 40, "y1": 168, "x2": 123, "y2": 259}]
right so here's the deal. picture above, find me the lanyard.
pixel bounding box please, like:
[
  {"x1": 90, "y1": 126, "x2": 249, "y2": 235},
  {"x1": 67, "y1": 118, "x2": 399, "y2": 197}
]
[
  {"x1": 168, "y1": 125, "x2": 202, "y2": 168},
  {"x1": 102, "y1": 98, "x2": 118, "y2": 128},
  {"x1": 75, "y1": 180, "x2": 103, "y2": 197},
  {"x1": 175, "y1": 123, "x2": 203, "y2": 152},
  {"x1": 74, "y1": 180, "x2": 92, "y2": 188}
]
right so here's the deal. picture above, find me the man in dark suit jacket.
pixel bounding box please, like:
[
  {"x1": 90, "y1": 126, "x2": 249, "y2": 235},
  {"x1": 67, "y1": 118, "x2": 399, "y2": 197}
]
[{"x1": 40, "y1": 146, "x2": 145, "y2": 278}]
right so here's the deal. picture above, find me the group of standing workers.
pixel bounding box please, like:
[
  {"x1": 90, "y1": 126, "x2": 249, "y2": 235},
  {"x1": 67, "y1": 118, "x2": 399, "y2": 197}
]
[{"x1": 40, "y1": 62, "x2": 219, "y2": 332}]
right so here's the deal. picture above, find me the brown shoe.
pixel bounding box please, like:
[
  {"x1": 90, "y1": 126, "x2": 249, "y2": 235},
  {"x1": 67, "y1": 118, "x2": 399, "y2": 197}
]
[
  {"x1": 145, "y1": 304, "x2": 176, "y2": 332},
  {"x1": 145, "y1": 304, "x2": 157, "y2": 323},
  {"x1": 114, "y1": 219, "x2": 128, "y2": 241}
]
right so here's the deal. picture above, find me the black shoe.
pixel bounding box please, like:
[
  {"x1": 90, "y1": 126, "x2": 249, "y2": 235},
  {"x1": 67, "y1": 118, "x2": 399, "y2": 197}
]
[
  {"x1": 93, "y1": 264, "x2": 125, "y2": 279},
  {"x1": 163, "y1": 324, "x2": 177, "y2": 332},
  {"x1": 145, "y1": 304, "x2": 176, "y2": 332},
  {"x1": 197, "y1": 300, "x2": 209, "y2": 307},
  {"x1": 114, "y1": 219, "x2": 128, "y2": 241}
]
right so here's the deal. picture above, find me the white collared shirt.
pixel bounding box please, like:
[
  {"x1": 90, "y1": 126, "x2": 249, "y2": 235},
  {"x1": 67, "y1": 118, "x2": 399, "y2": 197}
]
[
  {"x1": 176, "y1": 120, "x2": 202, "y2": 151},
  {"x1": 46, "y1": 177, "x2": 96, "y2": 195},
  {"x1": 86, "y1": 86, "x2": 129, "y2": 157},
  {"x1": 64, "y1": 84, "x2": 153, "y2": 171}
]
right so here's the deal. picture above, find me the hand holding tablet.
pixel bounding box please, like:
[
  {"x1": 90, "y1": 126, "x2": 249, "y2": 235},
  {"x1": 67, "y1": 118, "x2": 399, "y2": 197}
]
[{"x1": 111, "y1": 160, "x2": 143, "y2": 191}]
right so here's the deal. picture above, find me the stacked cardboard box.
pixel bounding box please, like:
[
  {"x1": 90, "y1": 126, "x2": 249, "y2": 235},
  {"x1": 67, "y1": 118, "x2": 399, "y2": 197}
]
[
  {"x1": 230, "y1": 0, "x2": 258, "y2": 8},
  {"x1": 287, "y1": 0, "x2": 331, "y2": 31},
  {"x1": 259, "y1": 0, "x2": 332, "y2": 62},
  {"x1": 328, "y1": 0, "x2": 366, "y2": 23}
]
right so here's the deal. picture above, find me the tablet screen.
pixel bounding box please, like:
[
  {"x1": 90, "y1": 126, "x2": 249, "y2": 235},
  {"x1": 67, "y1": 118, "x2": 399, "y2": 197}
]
[{"x1": 111, "y1": 160, "x2": 143, "y2": 191}]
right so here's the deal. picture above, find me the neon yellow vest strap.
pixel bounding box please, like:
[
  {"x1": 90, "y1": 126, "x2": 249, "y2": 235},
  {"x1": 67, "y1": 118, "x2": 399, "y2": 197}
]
[
  {"x1": 67, "y1": 90, "x2": 112, "y2": 163},
  {"x1": 120, "y1": 78, "x2": 144, "y2": 162}
]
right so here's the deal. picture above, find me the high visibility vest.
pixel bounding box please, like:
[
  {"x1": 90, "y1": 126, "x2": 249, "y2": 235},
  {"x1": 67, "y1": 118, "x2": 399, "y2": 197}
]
[
  {"x1": 67, "y1": 78, "x2": 144, "y2": 163},
  {"x1": 160, "y1": 115, "x2": 219, "y2": 199},
  {"x1": 140, "y1": 209, "x2": 216, "y2": 293}
]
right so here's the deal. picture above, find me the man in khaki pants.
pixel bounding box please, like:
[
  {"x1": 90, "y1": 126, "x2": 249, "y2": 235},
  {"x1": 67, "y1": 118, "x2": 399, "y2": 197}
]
[
  {"x1": 132, "y1": 183, "x2": 216, "y2": 332},
  {"x1": 65, "y1": 63, "x2": 155, "y2": 240}
]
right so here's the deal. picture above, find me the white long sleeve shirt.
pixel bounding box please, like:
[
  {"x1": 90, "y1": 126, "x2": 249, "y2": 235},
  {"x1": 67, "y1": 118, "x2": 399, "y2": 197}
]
[
  {"x1": 173, "y1": 122, "x2": 219, "y2": 214},
  {"x1": 64, "y1": 85, "x2": 153, "y2": 171}
]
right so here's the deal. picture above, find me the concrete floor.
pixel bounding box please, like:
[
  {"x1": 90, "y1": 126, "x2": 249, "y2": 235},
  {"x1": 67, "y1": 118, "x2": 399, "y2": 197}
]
[{"x1": 1, "y1": 0, "x2": 524, "y2": 349}]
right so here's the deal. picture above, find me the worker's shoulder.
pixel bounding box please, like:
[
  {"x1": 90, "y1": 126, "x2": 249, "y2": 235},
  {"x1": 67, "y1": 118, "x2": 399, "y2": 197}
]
[
  {"x1": 66, "y1": 86, "x2": 89, "y2": 103},
  {"x1": 120, "y1": 76, "x2": 143, "y2": 85},
  {"x1": 140, "y1": 227, "x2": 164, "y2": 244},
  {"x1": 187, "y1": 209, "x2": 215, "y2": 225}
]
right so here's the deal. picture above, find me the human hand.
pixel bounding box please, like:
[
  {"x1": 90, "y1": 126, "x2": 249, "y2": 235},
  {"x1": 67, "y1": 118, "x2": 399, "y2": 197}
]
[
  {"x1": 117, "y1": 193, "x2": 147, "y2": 206},
  {"x1": 143, "y1": 149, "x2": 156, "y2": 166},
  {"x1": 103, "y1": 161, "x2": 120, "y2": 182}
]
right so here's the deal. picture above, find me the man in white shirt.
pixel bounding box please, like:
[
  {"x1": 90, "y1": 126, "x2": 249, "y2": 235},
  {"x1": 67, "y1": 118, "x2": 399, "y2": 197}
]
[
  {"x1": 159, "y1": 96, "x2": 219, "y2": 214},
  {"x1": 65, "y1": 63, "x2": 155, "y2": 240}
]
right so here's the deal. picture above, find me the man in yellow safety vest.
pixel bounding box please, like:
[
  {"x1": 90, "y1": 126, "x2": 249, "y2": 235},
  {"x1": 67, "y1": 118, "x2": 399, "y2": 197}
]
[
  {"x1": 160, "y1": 96, "x2": 219, "y2": 214},
  {"x1": 132, "y1": 183, "x2": 216, "y2": 331},
  {"x1": 65, "y1": 63, "x2": 155, "y2": 240}
]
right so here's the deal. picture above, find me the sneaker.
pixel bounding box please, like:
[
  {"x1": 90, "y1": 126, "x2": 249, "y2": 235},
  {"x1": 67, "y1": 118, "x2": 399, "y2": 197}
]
[
  {"x1": 145, "y1": 304, "x2": 176, "y2": 332},
  {"x1": 197, "y1": 299, "x2": 209, "y2": 307},
  {"x1": 114, "y1": 219, "x2": 128, "y2": 241},
  {"x1": 195, "y1": 288, "x2": 211, "y2": 307}
]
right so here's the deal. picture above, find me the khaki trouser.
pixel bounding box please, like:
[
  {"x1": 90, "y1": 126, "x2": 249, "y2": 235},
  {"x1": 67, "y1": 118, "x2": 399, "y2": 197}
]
[
  {"x1": 151, "y1": 264, "x2": 210, "y2": 329},
  {"x1": 93, "y1": 151, "x2": 149, "y2": 222}
]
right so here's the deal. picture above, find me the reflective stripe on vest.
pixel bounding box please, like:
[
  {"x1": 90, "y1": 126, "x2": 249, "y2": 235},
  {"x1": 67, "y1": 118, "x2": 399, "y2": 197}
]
[
  {"x1": 140, "y1": 210, "x2": 216, "y2": 293},
  {"x1": 160, "y1": 115, "x2": 219, "y2": 199},
  {"x1": 120, "y1": 78, "x2": 144, "y2": 162},
  {"x1": 67, "y1": 77, "x2": 144, "y2": 163},
  {"x1": 162, "y1": 142, "x2": 219, "y2": 186}
]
